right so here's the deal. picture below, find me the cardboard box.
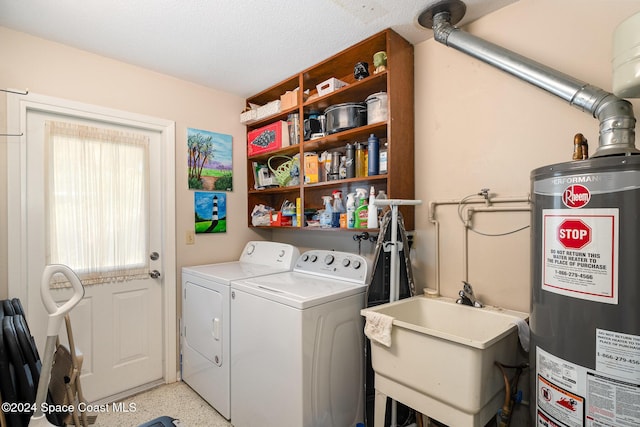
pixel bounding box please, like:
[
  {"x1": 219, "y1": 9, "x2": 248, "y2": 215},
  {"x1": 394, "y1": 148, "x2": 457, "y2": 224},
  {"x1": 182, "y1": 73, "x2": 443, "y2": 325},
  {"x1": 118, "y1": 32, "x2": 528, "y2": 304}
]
[
  {"x1": 280, "y1": 89, "x2": 299, "y2": 110},
  {"x1": 247, "y1": 121, "x2": 290, "y2": 157},
  {"x1": 304, "y1": 153, "x2": 319, "y2": 183}
]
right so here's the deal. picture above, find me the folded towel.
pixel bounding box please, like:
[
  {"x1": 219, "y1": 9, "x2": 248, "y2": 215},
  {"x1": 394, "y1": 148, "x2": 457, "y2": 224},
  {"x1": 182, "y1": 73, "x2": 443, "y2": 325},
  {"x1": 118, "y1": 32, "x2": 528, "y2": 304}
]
[
  {"x1": 364, "y1": 311, "x2": 394, "y2": 347},
  {"x1": 510, "y1": 318, "x2": 530, "y2": 353}
]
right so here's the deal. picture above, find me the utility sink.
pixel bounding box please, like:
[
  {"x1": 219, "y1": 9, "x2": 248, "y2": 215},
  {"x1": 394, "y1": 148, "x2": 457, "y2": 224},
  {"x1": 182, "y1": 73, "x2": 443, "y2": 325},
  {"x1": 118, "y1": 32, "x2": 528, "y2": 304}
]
[{"x1": 361, "y1": 295, "x2": 528, "y2": 427}]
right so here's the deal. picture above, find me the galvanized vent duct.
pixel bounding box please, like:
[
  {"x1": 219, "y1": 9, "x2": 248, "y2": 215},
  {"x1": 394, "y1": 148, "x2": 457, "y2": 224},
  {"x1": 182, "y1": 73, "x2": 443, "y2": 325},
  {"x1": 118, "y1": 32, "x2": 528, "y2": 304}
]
[{"x1": 418, "y1": 0, "x2": 638, "y2": 157}]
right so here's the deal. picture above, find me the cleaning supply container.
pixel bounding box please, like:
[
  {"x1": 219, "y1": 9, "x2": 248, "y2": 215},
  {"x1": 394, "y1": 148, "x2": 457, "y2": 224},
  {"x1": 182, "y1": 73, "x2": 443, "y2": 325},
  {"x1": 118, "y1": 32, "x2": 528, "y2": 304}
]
[
  {"x1": 320, "y1": 196, "x2": 333, "y2": 228},
  {"x1": 346, "y1": 193, "x2": 356, "y2": 229},
  {"x1": 354, "y1": 188, "x2": 369, "y2": 228},
  {"x1": 367, "y1": 186, "x2": 378, "y2": 229}
]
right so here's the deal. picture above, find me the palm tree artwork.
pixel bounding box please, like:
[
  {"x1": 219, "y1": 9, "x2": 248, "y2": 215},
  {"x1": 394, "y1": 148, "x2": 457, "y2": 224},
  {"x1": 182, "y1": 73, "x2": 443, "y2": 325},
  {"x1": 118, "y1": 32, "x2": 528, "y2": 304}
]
[{"x1": 188, "y1": 128, "x2": 233, "y2": 191}]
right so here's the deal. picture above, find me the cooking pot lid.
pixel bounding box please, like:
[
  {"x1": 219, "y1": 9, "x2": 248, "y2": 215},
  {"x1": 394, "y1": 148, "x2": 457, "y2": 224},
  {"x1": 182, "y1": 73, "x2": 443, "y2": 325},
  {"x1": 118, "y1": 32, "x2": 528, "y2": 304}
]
[{"x1": 324, "y1": 102, "x2": 366, "y2": 114}]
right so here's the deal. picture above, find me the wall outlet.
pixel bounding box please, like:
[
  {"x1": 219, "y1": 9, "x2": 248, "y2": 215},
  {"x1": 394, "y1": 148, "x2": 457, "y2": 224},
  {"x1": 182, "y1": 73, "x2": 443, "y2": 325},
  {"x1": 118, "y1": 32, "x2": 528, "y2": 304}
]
[{"x1": 185, "y1": 230, "x2": 195, "y2": 245}]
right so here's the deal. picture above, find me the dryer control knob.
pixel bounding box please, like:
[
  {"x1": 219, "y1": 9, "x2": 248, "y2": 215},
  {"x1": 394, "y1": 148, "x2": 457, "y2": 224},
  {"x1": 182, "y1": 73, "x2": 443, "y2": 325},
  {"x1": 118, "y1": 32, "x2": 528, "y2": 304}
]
[
  {"x1": 310, "y1": 255, "x2": 318, "y2": 262},
  {"x1": 278, "y1": 249, "x2": 285, "y2": 257},
  {"x1": 302, "y1": 254, "x2": 309, "y2": 262},
  {"x1": 342, "y1": 258, "x2": 351, "y2": 267},
  {"x1": 352, "y1": 260, "x2": 362, "y2": 269},
  {"x1": 246, "y1": 244, "x2": 255, "y2": 255},
  {"x1": 324, "y1": 254, "x2": 335, "y2": 265}
]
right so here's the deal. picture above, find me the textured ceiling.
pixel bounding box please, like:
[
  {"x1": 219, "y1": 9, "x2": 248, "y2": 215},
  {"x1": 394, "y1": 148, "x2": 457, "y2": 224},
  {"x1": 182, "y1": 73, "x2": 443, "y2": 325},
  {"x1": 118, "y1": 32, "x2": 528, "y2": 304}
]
[{"x1": 0, "y1": 0, "x2": 517, "y2": 97}]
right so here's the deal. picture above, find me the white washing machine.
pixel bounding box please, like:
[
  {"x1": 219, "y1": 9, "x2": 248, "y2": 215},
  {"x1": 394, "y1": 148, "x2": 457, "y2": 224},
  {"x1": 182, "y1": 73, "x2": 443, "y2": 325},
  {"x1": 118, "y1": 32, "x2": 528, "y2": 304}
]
[
  {"x1": 180, "y1": 241, "x2": 299, "y2": 419},
  {"x1": 230, "y1": 249, "x2": 370, "y2": 427}
]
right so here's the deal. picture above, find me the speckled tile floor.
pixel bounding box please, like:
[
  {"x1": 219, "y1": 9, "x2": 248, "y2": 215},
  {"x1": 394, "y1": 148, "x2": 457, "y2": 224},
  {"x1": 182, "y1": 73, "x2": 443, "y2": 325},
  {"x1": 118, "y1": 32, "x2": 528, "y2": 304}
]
[{"x1": 92, "y1": 381, "x2": 231, "y2": 427}]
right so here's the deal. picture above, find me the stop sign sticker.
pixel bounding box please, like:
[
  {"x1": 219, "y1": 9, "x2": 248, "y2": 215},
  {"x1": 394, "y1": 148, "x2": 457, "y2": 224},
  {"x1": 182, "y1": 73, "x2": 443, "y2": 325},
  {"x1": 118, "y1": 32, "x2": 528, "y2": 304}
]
[
  {"x1": 543, "y1": 208, "x2": 618, "y2": 304},
  {"x1": 558, "y1": 219, "x2": 591, "y2": 249}
]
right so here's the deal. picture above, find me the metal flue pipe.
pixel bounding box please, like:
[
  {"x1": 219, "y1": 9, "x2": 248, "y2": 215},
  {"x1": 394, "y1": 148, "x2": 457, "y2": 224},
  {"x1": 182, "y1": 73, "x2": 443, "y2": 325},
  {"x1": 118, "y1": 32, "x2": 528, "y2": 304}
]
[{"x1": 418, "y1": 0, "x2": 638, "y2": 157}]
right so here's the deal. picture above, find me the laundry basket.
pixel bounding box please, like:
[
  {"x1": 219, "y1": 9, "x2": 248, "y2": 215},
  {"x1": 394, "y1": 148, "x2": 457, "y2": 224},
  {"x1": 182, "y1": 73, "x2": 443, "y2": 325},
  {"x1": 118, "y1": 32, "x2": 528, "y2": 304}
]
[{"x1": 268, "y1": 155, "x2": 298, "y2": 187}]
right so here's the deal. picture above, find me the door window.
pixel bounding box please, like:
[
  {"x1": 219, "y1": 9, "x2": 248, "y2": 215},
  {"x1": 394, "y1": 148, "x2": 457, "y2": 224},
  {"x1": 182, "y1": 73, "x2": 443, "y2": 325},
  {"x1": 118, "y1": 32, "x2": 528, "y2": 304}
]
[{"x1": 45, "y1": 120, "x2": 150, "y2": 286}]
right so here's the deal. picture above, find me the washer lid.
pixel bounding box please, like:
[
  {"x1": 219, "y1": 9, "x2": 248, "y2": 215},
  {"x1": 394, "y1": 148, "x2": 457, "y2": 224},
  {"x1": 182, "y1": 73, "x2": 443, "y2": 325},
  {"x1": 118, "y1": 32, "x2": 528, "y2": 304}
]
[
  {"x1": 183, "y1": 261, "x2": 290, "y2": 285},
  {"x1": 232, "y1": 272, "x2": 367, "y2": 309}
]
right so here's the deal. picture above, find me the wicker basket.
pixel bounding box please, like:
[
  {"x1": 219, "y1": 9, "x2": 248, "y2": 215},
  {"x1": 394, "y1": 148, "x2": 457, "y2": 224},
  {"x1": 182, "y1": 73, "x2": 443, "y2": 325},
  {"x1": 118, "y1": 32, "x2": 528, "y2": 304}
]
[{"x1": 268, "y1": 155, "x2": 298, "y2": 187}]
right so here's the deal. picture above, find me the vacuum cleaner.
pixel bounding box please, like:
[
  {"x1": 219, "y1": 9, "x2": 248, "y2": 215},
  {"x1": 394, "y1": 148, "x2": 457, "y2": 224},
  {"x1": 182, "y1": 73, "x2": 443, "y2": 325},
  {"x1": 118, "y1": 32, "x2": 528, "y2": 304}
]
[{"x1": 29, "y1": 264, "x2": 85, "y2": 427}]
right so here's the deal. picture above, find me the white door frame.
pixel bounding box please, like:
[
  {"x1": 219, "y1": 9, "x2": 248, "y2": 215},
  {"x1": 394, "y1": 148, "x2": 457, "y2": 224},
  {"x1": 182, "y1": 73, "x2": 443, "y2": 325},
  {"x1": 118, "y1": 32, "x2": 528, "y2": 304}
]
[{"x1": 6, "y1": 91, "x2": 177, "y2": 384}]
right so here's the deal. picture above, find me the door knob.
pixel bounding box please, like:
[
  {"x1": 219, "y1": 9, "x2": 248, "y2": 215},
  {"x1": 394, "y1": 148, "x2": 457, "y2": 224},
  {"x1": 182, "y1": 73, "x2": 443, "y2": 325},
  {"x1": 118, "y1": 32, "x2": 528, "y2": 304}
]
[{"x1": 149, "y1": 270, "x2": 161, "y2": 279}]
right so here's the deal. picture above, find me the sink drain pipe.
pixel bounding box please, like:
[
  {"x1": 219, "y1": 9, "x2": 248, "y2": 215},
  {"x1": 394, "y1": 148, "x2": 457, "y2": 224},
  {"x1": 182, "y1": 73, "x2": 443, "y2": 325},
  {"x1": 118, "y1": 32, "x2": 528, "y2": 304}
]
[{"x1": 417, "y1": 0, "x2": 637, "y2": 158}]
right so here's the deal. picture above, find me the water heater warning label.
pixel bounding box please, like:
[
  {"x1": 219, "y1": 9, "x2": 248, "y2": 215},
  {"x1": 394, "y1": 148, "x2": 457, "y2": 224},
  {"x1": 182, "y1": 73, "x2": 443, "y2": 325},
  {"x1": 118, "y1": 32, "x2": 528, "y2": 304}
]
[
  {"x1": 542, "y1": 208, "x2": 618, "y2": 304},
  {"x1": 596, "y1": 329, "x2": 640, "y2": 382},
  {"x1": 537, "y1": 347, "x2": 640, "y2": 427}
]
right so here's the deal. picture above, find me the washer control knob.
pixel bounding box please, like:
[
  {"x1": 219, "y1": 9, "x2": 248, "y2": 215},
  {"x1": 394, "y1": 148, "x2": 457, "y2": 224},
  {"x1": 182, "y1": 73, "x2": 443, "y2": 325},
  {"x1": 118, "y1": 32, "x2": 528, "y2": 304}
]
[
  {"x1": 324, "y1": 254, "x2": 335, "y2": 265},
  {"x1": 342, "y1": 258, "x2": 351, "y2": 267},
  {"x1": 246, "y1": 244, "x2": 255, "y2": 255},
  {"x1": 310, "y1": 255, "x2": 318, "y2": 262},
  {"x1": 352, "y1": 260, "x2": 362, "y2": 269},
  {"x1": 302, "y1": 254, "x2": 309, "y2": 262},
  {"x1": 278, "y1": 249, "x2": 285, "y2": 257}
]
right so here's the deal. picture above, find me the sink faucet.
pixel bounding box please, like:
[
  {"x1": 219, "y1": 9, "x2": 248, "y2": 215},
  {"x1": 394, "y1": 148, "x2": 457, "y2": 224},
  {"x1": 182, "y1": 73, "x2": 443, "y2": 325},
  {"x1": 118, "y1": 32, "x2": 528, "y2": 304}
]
[{"x1": 456, "y1": 281, "x2": 483, "y2": 308}]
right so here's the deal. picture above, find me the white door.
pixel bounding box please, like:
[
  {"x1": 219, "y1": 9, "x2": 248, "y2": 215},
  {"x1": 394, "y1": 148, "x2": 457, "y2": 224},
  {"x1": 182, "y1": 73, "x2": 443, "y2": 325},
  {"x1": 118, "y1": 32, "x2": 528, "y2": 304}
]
[{"x1": 6, "y1": 93, "x2": 177, "y2": 403}]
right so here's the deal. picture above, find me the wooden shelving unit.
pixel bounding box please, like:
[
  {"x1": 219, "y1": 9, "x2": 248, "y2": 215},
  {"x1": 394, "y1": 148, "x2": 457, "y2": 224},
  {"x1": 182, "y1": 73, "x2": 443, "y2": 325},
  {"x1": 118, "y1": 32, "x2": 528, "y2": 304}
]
[{"x1": 245, "y1": 28, "x2": 415, "y2": 231}]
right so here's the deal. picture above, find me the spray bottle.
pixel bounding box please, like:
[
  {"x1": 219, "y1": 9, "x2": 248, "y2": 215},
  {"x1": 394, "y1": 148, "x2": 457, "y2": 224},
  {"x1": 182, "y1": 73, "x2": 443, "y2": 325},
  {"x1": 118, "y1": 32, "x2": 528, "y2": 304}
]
[
  {"x1": 331, "y1": 190, "x2": 345, "y2": 228},
  {"x1": 346, "y1": 193, "x2": 356, "y2": 229},
  {"x1": 354, "y1": 187, "x2": 368, "y2": 228},
  {"x1": 320, "y1": 195, "x2": 333, "y2": 228},
  {"x1": 367, "y1": 186, "x2": 378, "y2": 228}
]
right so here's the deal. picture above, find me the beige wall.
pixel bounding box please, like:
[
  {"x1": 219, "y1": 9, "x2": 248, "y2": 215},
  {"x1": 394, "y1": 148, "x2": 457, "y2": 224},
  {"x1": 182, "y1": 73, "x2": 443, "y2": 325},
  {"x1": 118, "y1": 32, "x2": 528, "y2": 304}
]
[
  {"x1": 2, "y1": 0, "x2": 640, "y2": 317},
  {"x1": 0, "y1": 26, "x2": 265, "y2": 300}
]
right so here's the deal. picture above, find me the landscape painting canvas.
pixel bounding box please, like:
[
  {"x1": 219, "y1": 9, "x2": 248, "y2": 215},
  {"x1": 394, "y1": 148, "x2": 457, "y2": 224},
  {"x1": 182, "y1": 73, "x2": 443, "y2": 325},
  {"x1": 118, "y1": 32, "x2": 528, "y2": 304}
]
[
  {"x1": 194, "y1": 192, "x2": 227, "y2": 234},
  {"x1": 188, "y1": 128, "x2": 233, "y2": 191}
]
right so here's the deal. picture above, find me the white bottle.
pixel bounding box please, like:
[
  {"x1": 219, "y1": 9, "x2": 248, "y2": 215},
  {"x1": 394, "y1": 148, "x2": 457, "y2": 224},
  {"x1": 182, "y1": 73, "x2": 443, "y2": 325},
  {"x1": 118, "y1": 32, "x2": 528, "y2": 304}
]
[{"x1": 367, "y1": 186, "x2": 378, "y2": 229}]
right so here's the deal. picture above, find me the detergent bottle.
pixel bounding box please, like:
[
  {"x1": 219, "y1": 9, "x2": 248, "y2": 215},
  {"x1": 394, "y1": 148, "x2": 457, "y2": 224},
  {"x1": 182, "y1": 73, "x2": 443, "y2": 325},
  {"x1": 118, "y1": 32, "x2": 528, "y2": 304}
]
[
  {"x1": 331, "y1": 190, "x2": 345, "y2": 228},
  {"x1": 367, "y1": 186, "x2": 378, "y2": 229},
  {"x1": 320, "y1": 196, "x2": 333, "y2": 228},
  {"x1": 354, "y1": 188, "x2": 368, "y2": 228},
  {"x1": 346, "y1": 193, "x2": 356, "y2": 229}
]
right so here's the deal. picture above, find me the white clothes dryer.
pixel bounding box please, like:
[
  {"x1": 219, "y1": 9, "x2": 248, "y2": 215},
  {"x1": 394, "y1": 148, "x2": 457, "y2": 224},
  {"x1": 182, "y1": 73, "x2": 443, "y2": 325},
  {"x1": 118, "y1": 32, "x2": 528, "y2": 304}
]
[
  {"x1": 230, "y1": 250, "x2": 369, "y2": 427},
  {"x1": 181, "y1": 241, "x2": 299, "y2": 419}
]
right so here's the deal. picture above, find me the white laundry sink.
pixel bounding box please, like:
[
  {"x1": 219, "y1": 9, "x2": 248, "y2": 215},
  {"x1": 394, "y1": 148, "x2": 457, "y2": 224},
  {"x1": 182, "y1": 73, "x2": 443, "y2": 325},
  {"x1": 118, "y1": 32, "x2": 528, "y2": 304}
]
[{"x1": 361, "y1": 295, "x2": 528, "y2": 427}]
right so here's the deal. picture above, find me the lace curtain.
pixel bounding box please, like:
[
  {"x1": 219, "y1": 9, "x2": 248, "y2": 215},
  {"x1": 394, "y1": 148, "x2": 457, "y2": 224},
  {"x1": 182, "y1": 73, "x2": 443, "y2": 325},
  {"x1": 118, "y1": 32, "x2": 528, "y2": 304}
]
[{"x1": 45, "y1": 121, "x2": 150, "y2": 286}]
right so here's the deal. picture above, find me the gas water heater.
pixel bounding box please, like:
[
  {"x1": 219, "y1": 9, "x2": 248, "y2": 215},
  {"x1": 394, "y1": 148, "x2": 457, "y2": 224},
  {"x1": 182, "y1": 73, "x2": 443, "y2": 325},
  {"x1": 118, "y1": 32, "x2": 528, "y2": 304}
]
[{"x1": 531, "y1": 157, "x2": 640, "y2": 426}]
